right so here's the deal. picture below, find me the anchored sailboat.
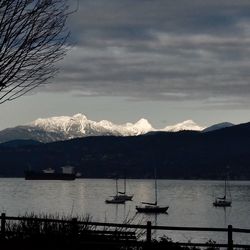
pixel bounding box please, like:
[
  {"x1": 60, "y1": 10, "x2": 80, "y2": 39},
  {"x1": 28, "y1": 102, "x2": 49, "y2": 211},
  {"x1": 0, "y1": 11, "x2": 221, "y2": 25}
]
[
  {"x1": 105, "y1": 177, "x2": 125, "y2": 204},
  {"x1": 213, "y1": 174, "x2": 232, "y2": 207},
  {"x1": 117, "y1": 171, "x2": 133, "y2": 201},
  {"x1": 136, "y1": 169, "x2": 168, "y2": 213}
]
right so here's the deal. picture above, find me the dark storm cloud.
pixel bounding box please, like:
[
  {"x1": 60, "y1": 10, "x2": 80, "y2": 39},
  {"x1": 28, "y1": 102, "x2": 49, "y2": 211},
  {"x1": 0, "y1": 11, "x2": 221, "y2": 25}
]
[{"x1": 48, "y1": 0, "x2": 250, "y2": 107}]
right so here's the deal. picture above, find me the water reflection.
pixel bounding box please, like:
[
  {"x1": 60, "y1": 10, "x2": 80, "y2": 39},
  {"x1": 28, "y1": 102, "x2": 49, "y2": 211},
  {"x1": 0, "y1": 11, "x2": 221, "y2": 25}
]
[{"x1": 114, "y1": 203, "x2": 127, "y2": 222}]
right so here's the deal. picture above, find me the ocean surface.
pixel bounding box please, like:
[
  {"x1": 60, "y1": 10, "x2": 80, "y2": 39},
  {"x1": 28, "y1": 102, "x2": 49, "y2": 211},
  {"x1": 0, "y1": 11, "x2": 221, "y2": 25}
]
[{"x1": 0, "y1": 178, "x2": 249, "y2": 244}]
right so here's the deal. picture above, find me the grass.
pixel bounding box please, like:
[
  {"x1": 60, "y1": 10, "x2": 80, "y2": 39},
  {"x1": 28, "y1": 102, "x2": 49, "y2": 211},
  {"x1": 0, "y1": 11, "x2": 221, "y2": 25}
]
[
  {"x1": 1, "y1": 213, "x2": 139, "y2": 249},
  {"x1": 0, "y1": 213, "x2": 230, "y2": 250}
]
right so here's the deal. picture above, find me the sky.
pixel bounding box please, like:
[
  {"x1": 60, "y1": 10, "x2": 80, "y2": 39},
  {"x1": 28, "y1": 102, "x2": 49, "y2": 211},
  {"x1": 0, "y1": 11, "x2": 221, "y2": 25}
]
[{"x1": 1, "y1": 0, "x2": 250, "y2": 130}]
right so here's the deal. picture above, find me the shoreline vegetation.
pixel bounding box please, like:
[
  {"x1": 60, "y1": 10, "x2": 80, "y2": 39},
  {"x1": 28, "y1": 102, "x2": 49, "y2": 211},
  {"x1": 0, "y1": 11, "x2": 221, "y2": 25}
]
[{"x1": 0, "y1": 213, "x2": 247, "y2": 250}]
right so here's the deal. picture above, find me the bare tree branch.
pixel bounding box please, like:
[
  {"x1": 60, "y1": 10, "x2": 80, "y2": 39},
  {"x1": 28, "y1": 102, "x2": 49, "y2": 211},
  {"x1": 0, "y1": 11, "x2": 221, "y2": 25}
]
[{"x1": 0, "y1": 0, "x2": 70, "y2": 104}]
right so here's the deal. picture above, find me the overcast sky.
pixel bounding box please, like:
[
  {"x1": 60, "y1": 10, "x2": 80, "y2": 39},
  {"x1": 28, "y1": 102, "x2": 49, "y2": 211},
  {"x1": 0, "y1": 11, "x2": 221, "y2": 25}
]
[{"x1": 1, "y1": 0, "x2": 250, "y2": 130}]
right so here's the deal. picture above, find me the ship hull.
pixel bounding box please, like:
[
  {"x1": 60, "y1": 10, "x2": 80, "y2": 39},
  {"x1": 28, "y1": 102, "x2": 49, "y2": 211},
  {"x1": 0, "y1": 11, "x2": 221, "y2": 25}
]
[
  {"x1": 213, "y1": 201, "x2": 231, "y2": 207},
  {"x1": 24, "y1": 171, "x2": 76, "y2": 180},
  {"x1": 136, "y1": 205, "x2": 169, "y2": 213}
]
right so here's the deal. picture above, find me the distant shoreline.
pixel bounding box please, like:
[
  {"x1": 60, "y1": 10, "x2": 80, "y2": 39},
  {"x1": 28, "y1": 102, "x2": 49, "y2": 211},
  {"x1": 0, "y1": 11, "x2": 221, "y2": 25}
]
[{"x1": 1, "y1": 176, "x2": 250, "y2": 181}]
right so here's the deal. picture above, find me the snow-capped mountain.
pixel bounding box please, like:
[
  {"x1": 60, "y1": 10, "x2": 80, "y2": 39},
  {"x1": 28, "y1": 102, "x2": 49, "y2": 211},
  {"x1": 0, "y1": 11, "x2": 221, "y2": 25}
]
[
  {"x1": 0, "y1": 114, "x2": 207, "y2": 143},
  {"x1": 162, "y1": 120, "x2": 205, "y2": 132},
  {"x1": 30, "y1": 113, "x2": 155, "y2": 138},
  {"x1": 30, "y1": 114, "x2": 205, "y2": 136}
]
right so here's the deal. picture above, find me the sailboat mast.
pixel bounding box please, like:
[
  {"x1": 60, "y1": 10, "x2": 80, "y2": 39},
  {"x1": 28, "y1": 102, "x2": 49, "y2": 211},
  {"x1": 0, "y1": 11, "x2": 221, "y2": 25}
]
[
  {"x1": 124, "y1": 170, "x2": 126, "y2": 194},
  {"x1": 225, "y1": 168, "x2": 230, "y2": 199},
  {"x1": 224, "y1": 178, "x2": 227, "y2": 199},
  {"x1": 116, "y1": 178, "x2": 118, "y2": 196},
  {"x1": 154, "y1": 168, "x2": 157, "y2": 205}
]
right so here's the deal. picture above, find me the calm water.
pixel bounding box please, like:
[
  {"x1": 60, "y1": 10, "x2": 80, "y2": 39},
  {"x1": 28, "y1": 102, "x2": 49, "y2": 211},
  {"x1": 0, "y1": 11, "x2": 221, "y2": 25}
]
[{"x1": 0, "y1": 178, "x2": 249, "y2": 244}]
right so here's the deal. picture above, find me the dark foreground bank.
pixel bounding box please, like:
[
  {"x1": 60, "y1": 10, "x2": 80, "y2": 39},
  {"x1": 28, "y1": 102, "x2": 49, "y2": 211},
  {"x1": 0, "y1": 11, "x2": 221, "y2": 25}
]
[{"x1": 0, "y1": 213, "x2": 249, "y2": 250}]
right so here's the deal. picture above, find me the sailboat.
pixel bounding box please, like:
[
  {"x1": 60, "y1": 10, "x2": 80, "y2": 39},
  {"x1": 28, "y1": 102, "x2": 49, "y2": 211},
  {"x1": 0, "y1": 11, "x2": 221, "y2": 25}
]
[
  {"x1": 136, "y1": 169, "x2": 168, "y2": 213},
  {"x1": 213, "y1": 175, "x2": 232, "y2": 207},
  {"x1": 117, "y1": 172, "x2": 133, "y2": 201},
  {"x1": 105, "y1": 177, "x2": 125, "y2": 204}
]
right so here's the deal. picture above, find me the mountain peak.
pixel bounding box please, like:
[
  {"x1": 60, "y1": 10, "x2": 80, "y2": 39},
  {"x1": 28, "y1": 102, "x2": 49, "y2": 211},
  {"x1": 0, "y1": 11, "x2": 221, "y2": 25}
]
[
  {"x1": 30, "y1": 114, "x2": 89, "y2": 133},
  {"x1": 162, "y1": 120, "x2": 205, "y2": 132},
  {"x1": 202, "y1": 122, "x2": 234, "y2": 132},
  {"x1": 134, "y1": 118, "x2": 153, "y2": 129}
]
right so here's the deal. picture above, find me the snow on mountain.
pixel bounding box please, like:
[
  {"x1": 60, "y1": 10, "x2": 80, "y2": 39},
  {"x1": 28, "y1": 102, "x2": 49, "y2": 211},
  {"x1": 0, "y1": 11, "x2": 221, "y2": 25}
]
[
  {"x1": 30, "y1": 115, "x2": 205, "y2": 136},
  {"x1": 29, "y1": 114, "x2": 155, "y2": 138},
  {"x1": 123, "y1": 119, "x2": 154, "y2": 135},
  {"x1": 162, "y1": 120, "x2": 205, "y2": 132},
  {"x1": 31, "y1": 113, "x2": 88, "y2": 134},
  {"x1": 94, "y1": 118, "x2": 154, "y2": 136},
  {"x1": 0, "y1": 114, "x2": 207, "y2": 143}
]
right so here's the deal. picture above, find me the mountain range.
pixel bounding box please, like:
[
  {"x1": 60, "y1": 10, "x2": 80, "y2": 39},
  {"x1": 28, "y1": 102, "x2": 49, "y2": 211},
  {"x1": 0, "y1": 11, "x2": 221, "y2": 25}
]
[
  {"x1": 0, "y1": 113, "x2": 234, "y2": 143},
  {"x1": 0, "y1": 121, "x2": 250, "y2": 179}
]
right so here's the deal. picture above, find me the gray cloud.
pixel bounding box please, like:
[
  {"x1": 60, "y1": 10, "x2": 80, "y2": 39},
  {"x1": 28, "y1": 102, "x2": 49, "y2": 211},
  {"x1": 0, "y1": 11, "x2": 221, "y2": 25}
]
[{"x1": 44, "y1": 0, "x2": 250, "y2": 107}]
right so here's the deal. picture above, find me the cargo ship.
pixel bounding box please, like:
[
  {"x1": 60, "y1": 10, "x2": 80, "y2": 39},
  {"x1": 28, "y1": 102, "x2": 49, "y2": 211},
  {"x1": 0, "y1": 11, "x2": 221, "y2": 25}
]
[{"x1": 25, "y1": 166, "x2": 76, "y2": 180}]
